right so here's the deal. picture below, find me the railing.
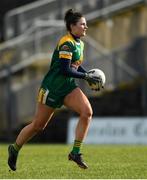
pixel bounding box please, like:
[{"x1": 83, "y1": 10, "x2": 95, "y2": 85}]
[
  {"x1": 4, "y1": 0, "x2": 146, "y2": 40},
  {"x1": 1, "y1": 20, "x2": 144, "y2": 87},
  {"x1": 4, "y1": 0, "x2": 100, "y2": 40},
  {"x1": 86, "y1": 0, "x2": 146, "y2": 21}
]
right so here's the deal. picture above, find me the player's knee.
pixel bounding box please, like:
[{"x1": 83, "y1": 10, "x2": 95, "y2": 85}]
[
  {"x1": 80, "y1": 107, "x2": 93, "y2": 124},
  {"x1": 86, "y1": 106, "x2": 93, "y2": 118},
  {"x1": 34, "y1": 125, "x2": 44, "y2": 133},
  {"x1": 32, "y1": 122, "x2": 45, "y2": 133}
]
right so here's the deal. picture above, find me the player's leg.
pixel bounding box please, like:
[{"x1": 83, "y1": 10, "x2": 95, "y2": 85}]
[
  {"x1": 64, "y1": 87, "x2": 93, "y2": 169},
  {"x1": 16, "y1": 103, "x2": 55, "y2": 145},
  {"x1": 8, "y1": 103, "x2": 55, "y2": 171}
]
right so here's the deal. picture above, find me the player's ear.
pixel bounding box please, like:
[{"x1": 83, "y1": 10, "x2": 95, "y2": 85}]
[
  {"x1": 70, "y1": 24, "x2": 73, "y2": 30},
  {"x1": 70, "y1": 23, "x2": 77, "y2": 31}
]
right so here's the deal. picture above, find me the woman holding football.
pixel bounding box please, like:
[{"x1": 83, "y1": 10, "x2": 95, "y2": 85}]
[{"x1": 8, "y1": 9, "x2": 103, "y2": 171}]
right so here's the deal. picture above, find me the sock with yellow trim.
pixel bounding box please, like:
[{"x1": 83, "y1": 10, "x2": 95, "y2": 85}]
[
  {"x1": 71, "y1": 140, "x2": 82, "y2": 154},
  {"x1": 13, "y1": 143, "x2": 21, "y2": 153}
]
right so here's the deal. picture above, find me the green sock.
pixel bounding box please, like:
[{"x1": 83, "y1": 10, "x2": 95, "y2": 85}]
[
  {"x1": 71, "y1": 140, "x2": 82, "y2": 154},
  {"x1": 13, "y1": 143, "x2": 21, "y2": 153}
]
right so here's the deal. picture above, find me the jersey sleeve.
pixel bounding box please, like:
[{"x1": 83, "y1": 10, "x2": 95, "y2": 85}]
[{"x1": 58, "y1": 41, "x2": 74, "y2": 60}]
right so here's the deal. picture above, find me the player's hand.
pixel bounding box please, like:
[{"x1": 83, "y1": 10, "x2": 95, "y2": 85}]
[
  {"x1": 84, "y1": 72, "x2": 98, "y2": 84},
  {"x1": 85, "y1": 72, "x2": 104, "y2": 91}
]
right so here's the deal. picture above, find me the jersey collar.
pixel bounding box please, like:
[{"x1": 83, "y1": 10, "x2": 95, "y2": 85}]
[{"x1": 69, "y1": 32, "x2": 80, "y2": 43}]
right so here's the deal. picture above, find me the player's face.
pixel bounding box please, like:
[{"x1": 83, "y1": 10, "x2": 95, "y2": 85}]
[{"x1": 71, "y1": 17, "x2": 88, "y2": 37}]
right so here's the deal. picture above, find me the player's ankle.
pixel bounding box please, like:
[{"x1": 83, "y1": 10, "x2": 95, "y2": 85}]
[{"x1": 13, "y1": 143, "x2": 21, "y2": 152}]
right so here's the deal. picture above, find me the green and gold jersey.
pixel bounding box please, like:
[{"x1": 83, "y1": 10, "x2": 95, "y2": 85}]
[{"x1": 41, "y1": 33, "x2": 84, "y2": 96}]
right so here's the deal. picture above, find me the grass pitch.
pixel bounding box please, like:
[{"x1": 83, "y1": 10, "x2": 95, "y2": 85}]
[{"x1": 0, "y1": 144, "x2": 147, "y2": 179}]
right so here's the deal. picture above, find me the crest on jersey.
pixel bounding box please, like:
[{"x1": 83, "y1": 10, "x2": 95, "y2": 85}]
[{"x1": 60, "y1": 44, "x2": 70, "y2": 51}]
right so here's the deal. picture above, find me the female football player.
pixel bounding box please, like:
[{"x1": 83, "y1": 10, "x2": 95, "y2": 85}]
[{"x1": 8, "y1": 9, "x2": 102, "y2": 170}]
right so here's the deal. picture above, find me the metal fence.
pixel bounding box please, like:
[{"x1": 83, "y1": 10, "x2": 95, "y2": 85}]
[
  {"x1": 1, "y1": 25, "x2": 146, "y2": 88},
  {"x1": 4, "y1": 0, "x2": 100, "y2": 40},
  {"x1": 4, "y1": 0, "x2": 146, "y2": 40}
]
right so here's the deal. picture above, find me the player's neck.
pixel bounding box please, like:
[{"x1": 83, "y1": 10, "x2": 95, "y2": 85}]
[{"x1": 70, "y1": 32, "x2": 80, "y2": 42}]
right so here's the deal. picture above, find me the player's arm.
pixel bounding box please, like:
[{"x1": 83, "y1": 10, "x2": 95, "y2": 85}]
[
  {"x1": 59, "y1": 42, "x2": 86, "y2": 78},
  {"x1": 77, "y1": 65, "x2": 87, "y2": 73},
  {"x1": 59, "y1": 42, "x2": 98, "y2": 83},
  {"x1": 60, "y1": 59, "x2": 86, "y2": 79},
  {"x1": 60, "y1": 59, "x2": 100, "y2": 86}
]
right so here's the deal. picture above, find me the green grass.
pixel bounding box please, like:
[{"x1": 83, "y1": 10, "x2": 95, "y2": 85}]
[{"x1": 0, "y1": 144, "x2": 147, "y2": 179}]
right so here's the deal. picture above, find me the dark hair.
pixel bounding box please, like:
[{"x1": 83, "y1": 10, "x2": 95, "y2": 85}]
[{"x1": 64, "y1": 9, "x2": 83, "y2": 31}]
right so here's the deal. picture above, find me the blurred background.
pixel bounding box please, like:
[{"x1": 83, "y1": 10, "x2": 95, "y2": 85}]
[{"x1": 0, "y1": 0, "x2": 147, "y2": 144}]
